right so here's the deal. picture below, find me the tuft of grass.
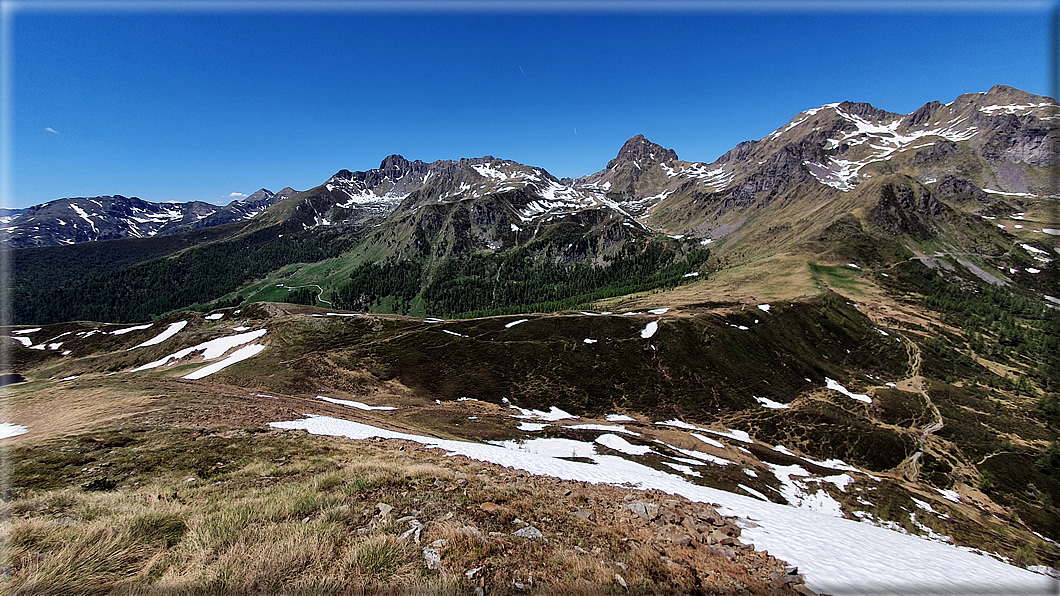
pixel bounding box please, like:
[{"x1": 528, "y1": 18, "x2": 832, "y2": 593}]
[
  {"x1": 131, "y1": 512, "x2": 186, "y2": 548},
  {"x1": 7, "y1": 524, "x2": 161, "y2": 595},
  {"x1": 348, "y1": 535, "x2": 408, "y2": 578}
]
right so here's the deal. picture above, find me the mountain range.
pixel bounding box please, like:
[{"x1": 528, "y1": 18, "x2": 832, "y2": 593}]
[
  {"x1": 8, "y1": 84, "x2": 1055, "y2": 255},
  {"x1": 2, "y1": 188, "x2": 297, "y2": 249},
  {"x1": 3, "y1": 84, "x2": 1059, "y2": 592}
]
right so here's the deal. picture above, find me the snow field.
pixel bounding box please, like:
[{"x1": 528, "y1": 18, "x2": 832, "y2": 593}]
[
  {"x1": 595, "y1": 433, "x2": 651, "y2": 455},
  {"x1": 131, "y1": 329, "x2": 267, "y2": 372},
  {"x1": 181, "y1": 344, "x2": 266, "y2": 380},
  {"x1": 110, "y1": 323, "x2": 153, "y2": 335},
  {"x1": 129, "y1": 321, "x2": 188, "y2": 349},
  {"x1": 508, "y1": 404, "x2": 578, "y2": 421},
  {"x1": 269, "y1": 415, "x2": 1053, "y2": 594},
  {"x1": 824, "y1": 378, "x2": 872, "y2": 403},
  {"x1": 0, "y1": 423, "x2": 28, "y2": 439},
  {"x1": 565, "y1": 423, "x2": 639, "y2": 436},
  {"x1": 754, "y1": 395, "x2": 791, "y2": 409},
  {"x1": 316, "y1": 396, "x2": 398, "y2": 411},
  {"x1": 639, "y1": 321, "x2": 658, "y2": 339}
]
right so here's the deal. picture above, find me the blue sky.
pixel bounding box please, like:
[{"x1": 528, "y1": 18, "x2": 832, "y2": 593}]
[{"x1": 6, "y1": 2, "x2": 1056, "y2": 208}]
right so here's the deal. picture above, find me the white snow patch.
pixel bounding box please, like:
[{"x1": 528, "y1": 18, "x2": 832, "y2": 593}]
[
  {"x1": 505, "y1": 319, "x2": 529, "y2": 328},
  {"x1": 757, "y1": 304, "x2": 771, "y2": 312},
  {"x1": 606, "y1": 414, "x2": 636, "y2": 422},
  {"x1": 683, "y1": 271, "x2": 700, "y2": 277},
  {"x1": 755, "y1": 396, "x2": 791, "y2": 409},
  {"x1": 316, "y1": 396, "x2": 398, "y2": 411},
  {"x1": 1027, "y1": 268, "x2": 1042, "y2": 274},
  {"x1": 596, "y1": 433, "x2": 651, "y2": 455},
  {"x1": 647, "y1": 308, "x2": 669, "y2": 315},
  {"x1": 0, "y1": 423, "x2": 28, "y2": 439},
  {"x1": 442, "y1": 329, "x2": 469, "y2": 338},
  {"x1": 10, "y1": 336, "x2": 31, "y2": 347},
  {"x1": 739, "y1": 484, "x2": 770, "y2": 501},
  {"x1": 639, "y1": 321, "x2": 659, "y2": 339},
  {"x1": 583, "y1": 338, "x2": 598, "y2": 344},
  {"x1": 566, "y1": 423, "x2": 639, "y2": 436},
  {"x1": 937, "y1": 489, "x2": 962, "y2": 503},
  {"x1": 12, "y1": 328, "x2": 40, "y2": 335},
  {"x1": 662, "y1": 462, "x2": 702, "y2": 477},
  {"x1": 825, "y1": 378, "x2": 872, "y2": 403},
  {"x1": 181, "y1": 344, "x2": 266, "y2": 379},
  {"x1": 489, "y1": 437, "x2": 596, "y2": 459},
  {"x1": 509, "y1": 405, "x2": 578, "y2": 421},
  {"x1": 60, "y1": 375, "x2": 78, "y2": 381},
  {"x1": 774, "y1": 444, "x2": 796, "y2": 456},
  {"x1": 656, "y1": 419, "x2": 708, "y2": 432},
  {"x1": 204, "y1": 313, "x2": 224, "y2": 320},
  {"x1": 110, "y1": 323, "x2": 153, "y2": 335},
  {"x1": 131, "y1": 329, "x2": 267, "y2": 371},
  {"x1": 691, "y1": 433, "x2": 726, "y2": 449},
  {"x1": 768, "y1": 463, "x2": 846, "y2": 517},
  {"x1": 130, "y1": 321, "x2": 188, "y2": 349},
  {"x1": 518, "y1": 422, "x2": 549, "y2": 432}
]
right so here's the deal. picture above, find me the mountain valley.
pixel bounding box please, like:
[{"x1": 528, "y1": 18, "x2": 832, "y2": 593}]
[{"x1": 3, "y1": 84, "x2": 1059, "y2": 594}]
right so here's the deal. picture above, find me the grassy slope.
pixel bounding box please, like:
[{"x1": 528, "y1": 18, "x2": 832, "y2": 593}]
[{"x1": 3, "y1": 381, "x2": 805, "y2": 595}]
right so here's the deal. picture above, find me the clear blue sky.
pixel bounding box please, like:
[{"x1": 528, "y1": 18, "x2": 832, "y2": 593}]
[{"x1": 6, "y1": 2, "x2": 1056, "y2": 208}]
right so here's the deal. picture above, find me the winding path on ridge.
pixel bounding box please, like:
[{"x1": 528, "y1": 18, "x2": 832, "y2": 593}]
[
  {"x1": 888, "y1": 333, "x2": 944, "y2": 481},
  {"x1": 281, "y1": 284, "x2": 332, "y2": 306}
]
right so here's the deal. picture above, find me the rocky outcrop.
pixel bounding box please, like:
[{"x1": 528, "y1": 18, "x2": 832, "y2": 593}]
[
  {"x1": 872, "y1": 181, "x2": 943, "y2": 239},
  {"x1": 352, "y1": 437, "x2": 816, "y2": 595}
]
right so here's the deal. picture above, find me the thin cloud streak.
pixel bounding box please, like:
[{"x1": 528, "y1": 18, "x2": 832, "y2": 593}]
[{"x1": 45, "y1": 127, "x2": 59, "y2": 134}]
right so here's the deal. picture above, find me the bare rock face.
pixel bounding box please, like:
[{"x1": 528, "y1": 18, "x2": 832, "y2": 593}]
[
  {"x1": 873, "y1": 182, "x2": 943, "y2": 239},
  {"x1": 606, "y1": 134, "x2": 679, "y2": 171},
  {"x1": 978, "y1": 116, "x2": 1059, "y2": 167},
  {"x1": 934, "y1": 175, "x2": 991, "y2": 204}
]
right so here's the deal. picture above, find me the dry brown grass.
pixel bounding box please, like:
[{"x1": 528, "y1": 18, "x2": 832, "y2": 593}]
[{"x1": 3, "y1": 426, "x2": 802, "y2": 595}]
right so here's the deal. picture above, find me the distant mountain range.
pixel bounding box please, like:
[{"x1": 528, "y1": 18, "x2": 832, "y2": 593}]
[
  {"x1": 8, "y1": 84, "x2": 1055, "y2": 253},
  {"x1": 1, "y1": 188, "x2": 298, "y2": 249}
]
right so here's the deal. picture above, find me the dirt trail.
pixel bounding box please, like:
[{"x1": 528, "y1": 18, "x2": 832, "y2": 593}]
[{"x1": 890, "y1": 334, "x2": 944, "y2": 481}]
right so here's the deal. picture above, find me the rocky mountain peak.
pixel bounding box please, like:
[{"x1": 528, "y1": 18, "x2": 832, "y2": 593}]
[
  {"x1": 243, "y1": 188, "x2": 275, "y2": 203},
  {"x1": 380, "y1": 154, "x2": 411, "y2": 172},
  {"x1": 607, "y1": 135, "x2": 678, "y2": 170}
]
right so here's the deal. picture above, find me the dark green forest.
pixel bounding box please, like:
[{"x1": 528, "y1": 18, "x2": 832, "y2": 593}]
[
  {"x1": 332, "y1": 241, "x2": 711, "y2": 317},
  {"x1": 12, "y1": 224, "x2": 358, "y2": 324}
]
